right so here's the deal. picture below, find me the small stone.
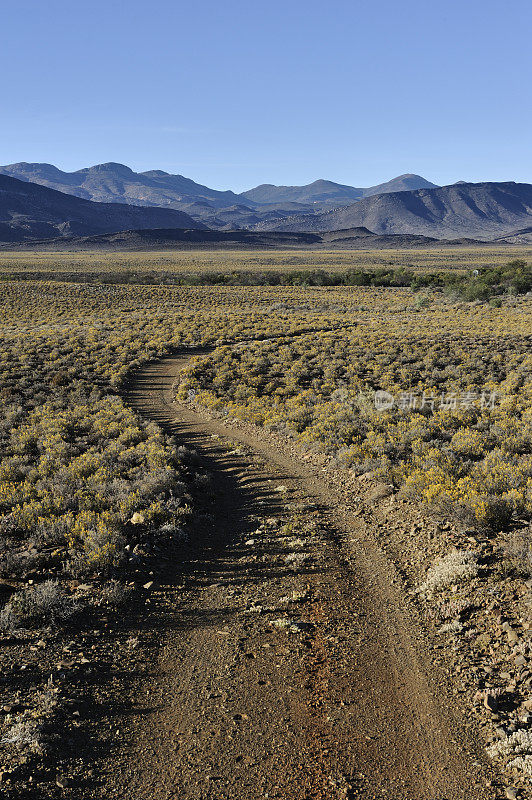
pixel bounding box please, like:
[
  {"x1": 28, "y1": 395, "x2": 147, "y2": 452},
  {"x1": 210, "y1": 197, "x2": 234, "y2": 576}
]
[
  {"x1": 475, "y1": 633, "x2": 491, "y2": 649},
  {"x1": 502, "y1": 622, "x2": 519, "y2": 645},
  {"x1": 505, "y1": 788, "x2": 518, "y2": 800},
  {"x1": 367, "y1": 483, "x2": 393, "y2": 502},
  {"x1": 143, "y1": 581, "x2": 154, "y2": 590}
]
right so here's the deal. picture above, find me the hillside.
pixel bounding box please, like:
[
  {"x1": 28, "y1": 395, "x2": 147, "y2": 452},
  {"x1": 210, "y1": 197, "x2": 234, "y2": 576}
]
[
  {"x1": 259, "y1": 181, "x2": 532, "y2": 239},
  {"x1": 240, "y1": 179, "x2": 365, "y2": 205},
  {"x1": 0, "y1": 174, "x2": 205, "y2": 241},
  {"x1": 0, "y1": 163, "x2": 437, "y2": 226},
  {"x1": 240, "y1": 173, "x2": 437, "y2": 206},
  {"x1": 0, "y1": 228, "x2": 322, "y2": 250},
  {"x1": 494, "y1": 225, "x2": 532, "y2": 245},
  {"x1": 0, "y1": 225, "x2": 488, "y2": 252},
  {"x1": 3, "y1": 165, "x2": 529, "y2": 241},
  {"x1": 0, "y1": 162, "x2": 245, "y2": 216},
  {"x1": 362, "y1": 173, "x2": 439, "y2": 196}
]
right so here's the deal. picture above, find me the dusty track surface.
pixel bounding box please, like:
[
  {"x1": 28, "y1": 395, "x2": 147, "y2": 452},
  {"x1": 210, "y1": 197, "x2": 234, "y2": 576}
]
[{"x1": 108, "y1": 351, "x2": 497, "y2": 800}]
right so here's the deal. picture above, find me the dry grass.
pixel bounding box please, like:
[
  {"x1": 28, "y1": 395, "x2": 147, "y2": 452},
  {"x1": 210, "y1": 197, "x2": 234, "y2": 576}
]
[{"x1": 0, "y1": 245, "x2": 531, "y2": 276}]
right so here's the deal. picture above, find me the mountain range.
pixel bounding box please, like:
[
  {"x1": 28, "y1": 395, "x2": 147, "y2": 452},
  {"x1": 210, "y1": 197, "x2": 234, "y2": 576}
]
[
  {"x1": 0, "y1": 163, "x2": 530, "y2": 244},
  {"x1": 258, "y1": 181, "x2": 532, "y2": 240},
  {"x1": 0, "y1": 162, "x2": 436, "y2": 229},
  {"x1": 240, "y1": 174, "x2": 437, "y2": 206},
  {"x1": 0, "y1": 174, "x2": 204, "y2": 242}
]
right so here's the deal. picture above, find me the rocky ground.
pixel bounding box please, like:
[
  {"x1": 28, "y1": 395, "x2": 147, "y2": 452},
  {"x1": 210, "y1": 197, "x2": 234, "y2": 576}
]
[{"x1": 1, "y1": 349, "x2": 530, "y2": 798}]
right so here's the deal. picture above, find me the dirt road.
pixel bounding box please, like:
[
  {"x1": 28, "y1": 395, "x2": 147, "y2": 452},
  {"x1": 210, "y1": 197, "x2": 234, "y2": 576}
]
[{"x1": 108, "y1": 351, "x2": 497, "y2": 800}]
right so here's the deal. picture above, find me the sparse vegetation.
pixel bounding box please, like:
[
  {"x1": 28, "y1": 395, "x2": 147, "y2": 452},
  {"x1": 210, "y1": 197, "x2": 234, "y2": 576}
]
[
  {"x1": 2, "y1": 581, "x2": 78, "y2": 629},
  {"x1": 418, "y1": 550, "x2": 478, "y2": 598},
  {"x1": 503, "y1": 525, "x2": 532, "y2": 576},
  {"x1": 176, "y1": 287, "x2": 532, "y2": 532},
  {"x1": 0, "y1": 248, "x2": 530, "y2": 794},
  {"x1": 1, "y1": 256, "x2": 530, "y2": 299},
  {"x1": 0, "y1": 244, "x2": 530, "y2": 277}
]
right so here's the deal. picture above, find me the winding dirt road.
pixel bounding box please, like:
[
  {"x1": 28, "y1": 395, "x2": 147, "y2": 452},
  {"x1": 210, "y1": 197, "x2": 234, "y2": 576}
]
[{"x1": 108, "y1": 351, "x2": 497, "y2": 800}]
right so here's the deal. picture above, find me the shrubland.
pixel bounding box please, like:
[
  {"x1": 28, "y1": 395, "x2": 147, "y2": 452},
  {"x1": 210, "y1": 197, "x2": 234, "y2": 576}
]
[
  {"x1": 176, "y1": 284, "x2": 532, "y2": 532},
  {"x1": 0, "y1": 254, "x2": 530, "y2": 790},
  {"x1": 0, "y1": 280, "x2": 334, "y2": 598},
  {"x1": 1, "y1": 257, "x2": 531, "y2": 300},
  {"x1": 0, "y1": 278, "x2": 341, "y2": 785},
  {"x1": 1, "y1": 244, "x2": 531, "y2": 278}
]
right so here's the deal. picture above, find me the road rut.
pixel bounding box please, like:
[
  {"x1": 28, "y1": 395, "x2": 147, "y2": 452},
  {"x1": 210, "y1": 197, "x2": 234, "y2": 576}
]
[{"x1": 107, "y1": 351, "x2": 496, "y2": 800}]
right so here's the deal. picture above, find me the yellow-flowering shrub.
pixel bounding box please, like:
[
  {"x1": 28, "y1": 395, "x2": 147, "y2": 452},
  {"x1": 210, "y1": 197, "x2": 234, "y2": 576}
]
[{"x1": 175, "y1": 291, "x2": 532, "y2": 530}]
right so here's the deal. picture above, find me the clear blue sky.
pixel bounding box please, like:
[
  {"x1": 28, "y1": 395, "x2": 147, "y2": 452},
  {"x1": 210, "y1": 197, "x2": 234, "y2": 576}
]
[{"x1": 2, "y1": 0, "x2": 531, "y2": 191}]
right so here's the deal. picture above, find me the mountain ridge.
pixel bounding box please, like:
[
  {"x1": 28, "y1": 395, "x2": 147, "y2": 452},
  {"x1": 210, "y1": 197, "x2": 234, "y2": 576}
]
[
  {"x1": 0, "y1": 163, "x2": 437, "y2": 226},
  {"x1": 0, "y1": 173, "x2": 205, "y2": 241},
  {"x1": 0, "y1": 226, "x2": 482, "y2": 252},
  {"x1": 240, "y1": 174, "x2": 437, "y2": 205},
  {"x1": 0, "y1": 161, "x2": 243, "y2": 210},
  {"x1": 1, "y1": 165, "x2": 530, "y2": 243},
  {"x1": 256, "y1": 181, "x2": 532, "y2": 240}
]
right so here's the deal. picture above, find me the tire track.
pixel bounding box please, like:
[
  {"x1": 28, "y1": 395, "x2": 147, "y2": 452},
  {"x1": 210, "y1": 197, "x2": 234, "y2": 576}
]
[{"x1": 106, "y1": 349, "x2": 498, "y2": 800}]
